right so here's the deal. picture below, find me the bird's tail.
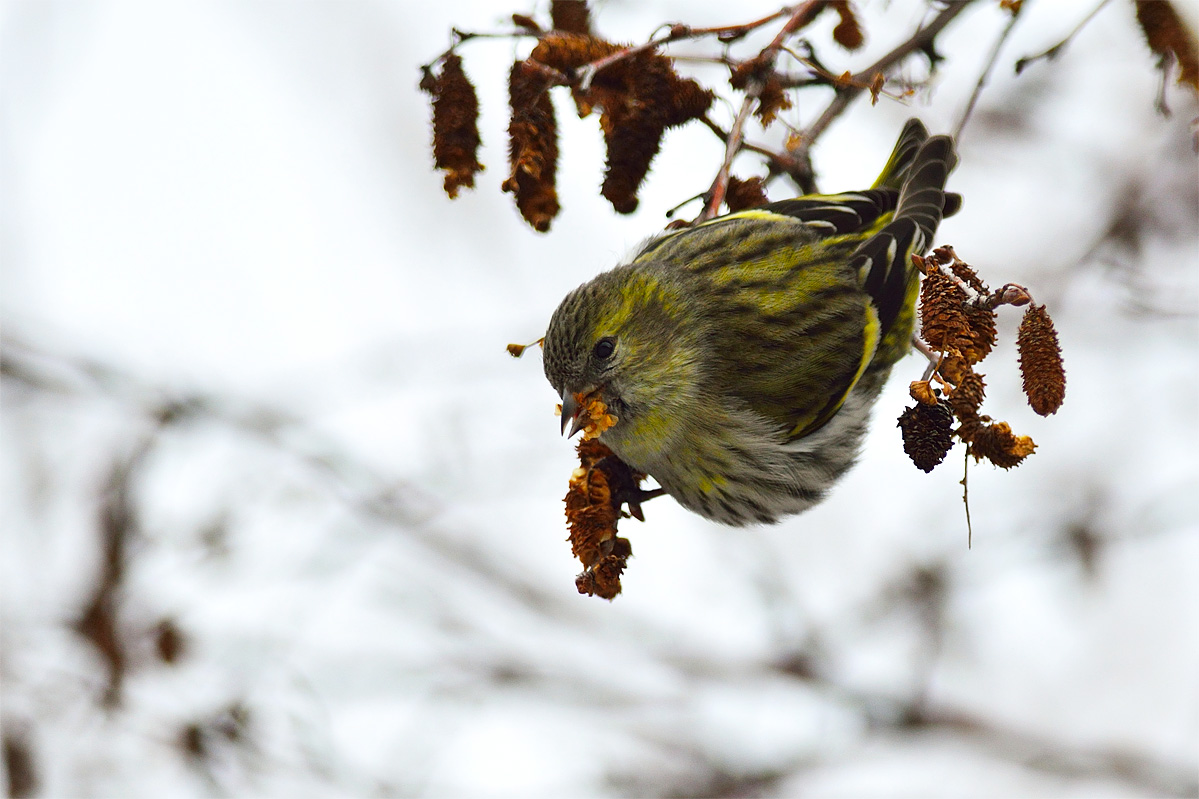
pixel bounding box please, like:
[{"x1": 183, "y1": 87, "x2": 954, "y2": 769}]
[
  {"x1": 855, "y1": 120, "x2": 959, "y2": 336},
  {"x1": 872, "y1": 118, "x2": 934, "y2": 191}
]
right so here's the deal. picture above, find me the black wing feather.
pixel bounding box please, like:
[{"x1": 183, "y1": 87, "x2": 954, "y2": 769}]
[{"x1": 852, "y1": 134, "x2": 958, "y2": 336}]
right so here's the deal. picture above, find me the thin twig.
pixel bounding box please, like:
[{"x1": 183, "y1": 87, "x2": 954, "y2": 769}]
[
  {"x1": 701, "y1": 94, "x2": 758, "y2": 220},
  {"x1": 699, "y1": 115, "x2": 780, "y2": 161},
  {"x1": 912, "y1": 335, "x2": 940, "y2": 382},
  {"x1": 579, "y1": 7, "x2": 804, "y2": 91},
  {"x1": 954, "y1": 8, "x2": 1023, "y2": 139},
  {"x1": 443, "y1": 4, "x2": 796, "y2": 86},
  {"x1": 420, "y1": 27, "x2": 538, "y2": 71},
  {"x1": 1014, "y1": 0, "x2": 1114, "y2": 75},
  {"x1": 800, "y1": 1, "x2": 976, "y2": 150},
  {"x1": 660, "y1": 6, "x2": 799, "y2": 45},
  {"x1": 578, "y1": 35, "x2": 676, "y2": 91},
  {"x1": 698, "y1": 114, "x2": 808, "y2": 187},
  {"x1": 962, "y1": 445, "x2": 973, "y2": 549}
]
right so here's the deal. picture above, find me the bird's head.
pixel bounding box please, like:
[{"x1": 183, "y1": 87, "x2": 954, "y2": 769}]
[{"x1": 542, "y1": 264, "x2": 701, "y2": 443}]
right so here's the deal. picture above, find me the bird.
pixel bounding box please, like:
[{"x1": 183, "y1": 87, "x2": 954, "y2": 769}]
[{"x1": 541, "y1": 118, "x2": 959, "y2": 525}]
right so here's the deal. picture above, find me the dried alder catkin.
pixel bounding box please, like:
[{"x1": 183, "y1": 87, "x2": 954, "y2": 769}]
[
  {"x1": 425, "y1": 54, "x2": 484, "y2": 198},
  {"x1": 1017, "y1": 304, "x2": 1066, "y2": 416},
  {"x1": 504, "y1": 60, "x2": 561, "y2": 231}
]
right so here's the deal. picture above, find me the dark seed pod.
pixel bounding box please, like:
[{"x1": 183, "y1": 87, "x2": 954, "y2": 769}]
[{"x1": 898, "y1": 401, "x2": 955, "y2": 472}]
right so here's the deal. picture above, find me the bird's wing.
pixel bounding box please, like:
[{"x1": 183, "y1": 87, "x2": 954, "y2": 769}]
[{"x1": 630, "y1": 123, "x2": 958, "y2": 440}]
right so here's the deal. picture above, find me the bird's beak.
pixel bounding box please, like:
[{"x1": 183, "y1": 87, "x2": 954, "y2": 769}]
[{"x1": 560, "y1": 391, "x2": 586, "y2": 438}]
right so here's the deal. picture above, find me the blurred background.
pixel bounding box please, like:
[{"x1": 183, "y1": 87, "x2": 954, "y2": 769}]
[{"x1": 2, "y1": 1, "x2": 1196, "y2": 796}]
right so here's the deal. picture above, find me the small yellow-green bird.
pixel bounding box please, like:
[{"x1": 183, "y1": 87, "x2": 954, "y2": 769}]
[{"x1": 542, "y1": 119, "x2": 959, "y2": 525}]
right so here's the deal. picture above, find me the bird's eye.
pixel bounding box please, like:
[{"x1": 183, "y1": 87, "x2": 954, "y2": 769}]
[{"x1": 593, "y1": 337, "x2": 616, "y2": 360}]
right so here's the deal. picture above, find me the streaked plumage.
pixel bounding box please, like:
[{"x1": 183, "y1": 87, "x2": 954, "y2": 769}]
[{"x1": 542, "y1": 119, "x2": 959, "y2": 525}]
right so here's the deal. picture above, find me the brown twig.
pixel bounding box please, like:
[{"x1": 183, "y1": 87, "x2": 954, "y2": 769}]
[
  {"x1": 420, "y1": 27, "x2": 539, "y2": 72},
  {"x1": 700, "y1": 94, "x2": 759, "y2": 220},
  {"x1": 563, "y1": 8, "x2": 806, "y2": 91},
  {"x1": 699, "y1": 114, "x2": 793, "y2": 164},
  {"x1": 690, "y1": 7, "x2": 798, "y2": 41},
  {"x1": 699, "y1": 2, "x2": 824, "y2": 219},
  {"x1": 800, "y1": 1, "x2": 976, "y2": 151},
  {"x1": 577, "y1": 34, "x2": 679, "y2": 91}
]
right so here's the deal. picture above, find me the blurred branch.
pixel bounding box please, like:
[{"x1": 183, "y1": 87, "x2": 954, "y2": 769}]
[
  {"x1": 4, "y1": 336, "x2": 1194, "y2": 798},
  {"x1": 1014, "y1": 0, "x2": 1114, "y2": 75},
  {"x1": 784, "y1": 663, "x2": 1197, "y2": 797},
  {"x1": 73, "y1": 436, "x2": 153, "y2": 707},
  {"x1": 954, "y1": 6, "x2": 1023, "y2": 139},
  {"x1": 908, "y1": 707, "x2": 1199, "y2": 797},
  {"x1": 608, "y1": 638, "x2": 1199, "y2": 798},
  {"x1": 0, "y1": 338, "x2": 583, "y2": 622},
  {"x1": 2, "y1": 727, "x2": 38, "y2": 799}
]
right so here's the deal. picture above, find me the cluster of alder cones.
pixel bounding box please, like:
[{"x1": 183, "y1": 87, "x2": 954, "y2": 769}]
[
  {"x1": 421, "y1": 0, "x2": 874, "y2": 231},
  {"x1": 899, "y1": 246, "x2": 1065, "y2": 474}
]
